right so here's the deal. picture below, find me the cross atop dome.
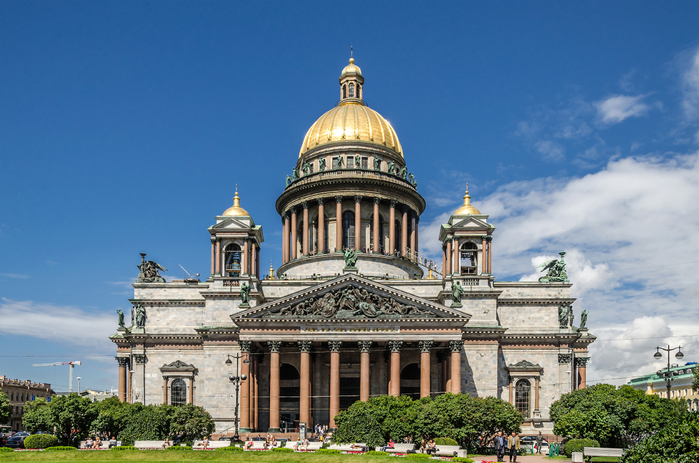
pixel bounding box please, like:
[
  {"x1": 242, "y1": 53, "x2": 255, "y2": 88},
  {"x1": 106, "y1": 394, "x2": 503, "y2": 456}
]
[{"x1": 339, "y1": 55, "x2": 364, "y2": 102}]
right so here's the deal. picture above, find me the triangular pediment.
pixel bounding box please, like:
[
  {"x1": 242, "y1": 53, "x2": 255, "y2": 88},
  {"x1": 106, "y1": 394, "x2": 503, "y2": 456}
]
[
  {"x1": 233, "y1": 274, "x2": 470, "y2": 323},
  {"x1": 451, "y1": 216, "x2": 490, "y2": 229},
  {"x1": 209, "y1": 218, "x2": 257, "y2": 231}
]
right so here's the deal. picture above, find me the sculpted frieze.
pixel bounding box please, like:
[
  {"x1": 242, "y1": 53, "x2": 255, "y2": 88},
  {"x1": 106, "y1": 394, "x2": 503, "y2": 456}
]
[{"x1": 272, "y1": 285, "x2": 434, "y2": 319}]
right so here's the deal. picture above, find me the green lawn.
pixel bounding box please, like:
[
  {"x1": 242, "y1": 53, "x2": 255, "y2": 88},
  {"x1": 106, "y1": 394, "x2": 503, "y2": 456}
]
[{"x1": 545, "y1": 457, "x2": 618, "y2": 463}]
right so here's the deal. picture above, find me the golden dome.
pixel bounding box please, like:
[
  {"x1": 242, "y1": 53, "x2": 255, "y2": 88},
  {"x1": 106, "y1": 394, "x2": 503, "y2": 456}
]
[
  {"x1": 341, "y1": 57, "x2": 362, "y2": 77},
  {"x1": 299, "y1": 102, "x2": 403, "y2": 157},
  {"x1": 453, "y1": 189, "x2": 481, "y2": 215},
  {"x1": 222, "y1": 188, "x2": 251, "y2": 217}
]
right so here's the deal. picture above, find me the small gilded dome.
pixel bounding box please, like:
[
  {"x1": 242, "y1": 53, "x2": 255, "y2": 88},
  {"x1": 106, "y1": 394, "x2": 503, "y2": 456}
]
[
  {"x1": 222, "y1": 189, "x2": 251, "y2": 218},
  {"x1": 453, "y1": 190, "x2": 481, "y2": 216},
  {"x1": 341, "y1": 57, "x2": 362, "y2": 77},
  {"x1": 299, "y1": 102, "x2": 402, "y2": 157}
]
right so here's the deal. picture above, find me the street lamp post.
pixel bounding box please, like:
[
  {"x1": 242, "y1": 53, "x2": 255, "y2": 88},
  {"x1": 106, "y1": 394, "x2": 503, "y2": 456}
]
[
  {"x1": 77, "y1": 377, "x2": 81, "y2": 394},
  {"x1": 654, "y1": 345, "x2": 684, "y2": 397},
  {"x1": 225, "y1": 354, "x2": 249, "y2": 442}
]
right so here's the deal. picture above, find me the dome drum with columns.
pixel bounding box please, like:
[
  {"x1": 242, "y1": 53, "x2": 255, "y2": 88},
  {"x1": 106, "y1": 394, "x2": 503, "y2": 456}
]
[{"x1": 110, "y1": 57, "x2": 595, "y2": 438}]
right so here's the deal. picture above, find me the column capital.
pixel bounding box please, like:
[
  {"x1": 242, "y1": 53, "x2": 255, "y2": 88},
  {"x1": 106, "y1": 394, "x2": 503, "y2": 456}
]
[
  {"x1": 418, "y1": 340, "x2": 434, "y2": 353},
  {"x1": 558, "y1": 353, "x2": 572, "y2": 364},
  {"x1": 317, "y1": 198, "x2": 325, "y2": 205},
  {"x1": 387, "y1": 340, "x2": 403, "y2": 353},
  {"x1": 298, "y1": 341, "x2": 312, "y2": 353},
  {"x1": 290, "y1": 207, "x2": 297, "y2": 215},
  {"x1": 335, "y1": 195, "x2": 343, "y2": 203},
  {"x1": 373, "y1": 197, "x2": 381, "y2": 205},
  {"x1": 449, "y1": 340, "x2": 463, "y2": 353},
  {"x1": 133, "y1": 354, "x2": 147, "y2": 364},
  {"x1": 283, "y1": 212, "x2": 289, "y2": 220},
  {"x1": 354, "y1": 195, "x2": 363, "y2": 203},
  {"x1": 116, "y1": 357, "x2": 129, "y2": 367},
  {"x1": 444, "y1": 236, "x2": 453, "y2": 244},
  {"x1": 328, "y1": 340, "x2": 343, "y2": 352},
  {"x1": 302, "y1": 201, "x2": 309, "y2": 209},
  {"x1": 575, "y1": 357, "x2": 590, "y2": 367},
  {"x1": 358, "y1": 341, "x2": 372, "y2": 353},
  {"x1": 210, "y1": 236, "x2": 216, "y2": 244},
  {"x1": 239, "y1": 341, "x2": 252, "y2": 353},
  {"x1": 268, "y1": 341, "x2": 282, "y2": 353},
  {"x1": 484, "y1": 235, "x2": 493, "y2": 242},
  {"x1": 390, "y1": 200, "x2": 398, "y2": 208}
]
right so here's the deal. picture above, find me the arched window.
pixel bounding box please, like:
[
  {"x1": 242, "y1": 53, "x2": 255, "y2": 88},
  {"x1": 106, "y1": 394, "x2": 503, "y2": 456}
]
[
  {"x1": 460, "y1": 242, "x2": 478, "y2": 274},
  {"x1": 357, "y1": 85, "x2": 361, "y2": 99},
  {"x1": 279, "y1": 364, "x2": 300, "y2": 425},
  {"x1": 342, "y1": 211, "x2": 355, "y2": 249},
  {"x1": 171, "y1": 379, "x2": 187, "y2": 406},
  {"x1": 225, "y1": 244, "x2": 242, "y2": 277},
  {"x1": 342, "y1": 85, "x2": 347, "y2": 99},
  {"x1": 400, "y1": 363, "x2": 420, "y2": 399},
  {"x1": 349, "y1": 83, "x2": 355, "y2": 98},
  {"x1": 369, "y1": 213, "x2": 385, "y2": 252},
  {"x1": 515, "y1": 379, "x2": 531, "y2": 418}
]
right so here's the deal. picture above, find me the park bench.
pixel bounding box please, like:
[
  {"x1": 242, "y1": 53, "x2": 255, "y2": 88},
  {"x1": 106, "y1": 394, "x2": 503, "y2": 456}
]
[
  {"x1": 328, "y1": 443, "x2": 368, "y2": 452},
  {"x1": 79, "y1": 441, "x2": 114, "y2": 450},
  {"x1": 134, "y1": 440, "x2": 168, "y2": 450},
  {"x1": 248, "y1": 441, "x2": 269, "y2": 450},
  {"x1": 583, "y1": 447, "x2": 624, "y2": 462},
  {"x1": 433, "y1": 445, "x2": 462, "y2": 457},
  {"x1": 192, "y1": 440, "x2": 230, "y2": 449},
  {"x1": 378, "y1": 443, "x2": 415, "y2": 454}
]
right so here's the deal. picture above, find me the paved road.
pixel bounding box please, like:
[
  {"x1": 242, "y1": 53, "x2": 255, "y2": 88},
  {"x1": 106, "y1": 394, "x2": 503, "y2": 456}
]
[{"x1": 469, "y1": 455, "x2": 570, "y2": 463}]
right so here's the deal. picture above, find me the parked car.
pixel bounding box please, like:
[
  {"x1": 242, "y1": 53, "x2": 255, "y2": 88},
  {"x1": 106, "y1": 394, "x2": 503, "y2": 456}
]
[
  {"x1": 520, "y1": 435, "x2": 549, "y2": 453},
  {"x1": 5, "y1": 432, "x2": 30, "y2": 449}
]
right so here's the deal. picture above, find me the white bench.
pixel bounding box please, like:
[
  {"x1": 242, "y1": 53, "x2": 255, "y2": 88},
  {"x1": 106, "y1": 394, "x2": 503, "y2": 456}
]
[
  {"x1": 380, "y1": 443, "x2": 414, "y2": 454},
  {"x1": 79, "y1": 441, "x2": 110, "y2": 450},
  {"x1": 583, "y1": 447, "x2": 624, "y2": 462},
  {"x1": 248, "y1": 441, "x2": 269, "y2": 450},
  {"x1": 193, "y1": 440, "x2": 230, "y2": 449},
  {"x1": 328, "y1": 443, "x2": 368, "y2": 452},
  {"x1": 134, "y1": 440, "x2": 168, "y2": 450},
  {"x1": 433, "y1": 445, "x2": 461, "y2": 456}
]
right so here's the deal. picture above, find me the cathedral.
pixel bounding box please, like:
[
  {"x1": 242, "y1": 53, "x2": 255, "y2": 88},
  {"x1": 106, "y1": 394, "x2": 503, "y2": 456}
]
[{"x1": 110, "y1": 58, "x2": 595, "y2": 436}]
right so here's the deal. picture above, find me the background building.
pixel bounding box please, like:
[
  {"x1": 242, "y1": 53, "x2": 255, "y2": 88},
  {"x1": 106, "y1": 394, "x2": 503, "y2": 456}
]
[
  {"x1": 0, "y1": 376, "x2": 54, "y2": 431},
  {"x1": 628, "y1": 362, "x2": 698, "y2": 410},
  {"x1": 110, "y1": 59, "x2": 595, "y2": 435}
]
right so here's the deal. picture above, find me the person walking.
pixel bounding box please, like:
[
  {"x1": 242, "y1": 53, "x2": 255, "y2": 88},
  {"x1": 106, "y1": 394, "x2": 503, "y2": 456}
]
[
  {"x1": 494, "y1": 431, "x2": 506, "y2": 462},
  {"x1": 536, "y1": 432, "x2": 543, "y2": 454},
  {"x1": 507, "y1": 432, "x2": 520, "y2": 463}
]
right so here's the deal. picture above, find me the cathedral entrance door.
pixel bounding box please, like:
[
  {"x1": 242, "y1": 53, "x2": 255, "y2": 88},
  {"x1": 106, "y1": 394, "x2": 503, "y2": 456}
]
[
  {"x1": 279, "y1": 364, "x2": 300, "y2": 431},
  {"x1": 400, "y1": 363, "x2": 420, "y2": 399}
]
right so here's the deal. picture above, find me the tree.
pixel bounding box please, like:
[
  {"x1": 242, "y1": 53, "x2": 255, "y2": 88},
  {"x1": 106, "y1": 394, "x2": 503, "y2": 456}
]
[
  {"x1": 693, "y1": 366, "x2": 699, "y2": 394},
  {"x1": 620, "y1": 412, "x2": 699, "y2": 463},
  {"x1": 334, "y1": 395, "x2": 422, "y2": 446},
  {"x1": 168, "y1": 404, "x2": 215, "y2": 443},
  {"x1": 90, "y1": 397, "x2": 132, "y2": 439},
  {"x1": 0, "y1": 392, "x2": 10, "y2": 425},
  {"x1": 550, "y1": 384, "x2": 688, "y2": 448},
  {"x1": 22, "y1": 394, "x2": 97, "y2": 446},
  {"x1": 117, "y1": 403, "x2": 172, "y2": 446}
]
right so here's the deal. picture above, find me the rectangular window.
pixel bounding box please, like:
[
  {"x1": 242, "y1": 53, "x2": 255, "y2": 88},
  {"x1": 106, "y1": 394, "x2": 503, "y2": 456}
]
[
  {"x1": 332, "y1": 157, "x2": 339, "y2": 169},
  {"x1": 361, "y1": 157, "x2": 368, "y2": 169},
  {"x1": 309, "y1": 163, "x2": 314, "y2": 174},
  {"x1": 347, "y1": 156, "x2": 354, "y2": 167}
]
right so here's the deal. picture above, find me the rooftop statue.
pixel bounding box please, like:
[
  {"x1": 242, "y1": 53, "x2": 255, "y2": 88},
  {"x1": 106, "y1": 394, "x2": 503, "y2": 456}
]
[
  {"x1": 451, "y1": 280, "x2": 464, "y2": 307},
  {"x1": 318, "y1": 158, "x2": 326, "y2": 172},
  {"x1": 538, "y1": 251, "x2": 569, "y2": 282},
  {"x1": 292, "y1": 167, "x2": 300, "y2": 181},
  {"x1": 136, "y1": 253, "x2": 167, "y2": 283},
  {"x1": 116, "y1": 309, "x2": 125, "y2": 329},
  {"x1": 302, "y1": 162, "x2": 310, "y2": 176},
  {"x1": 373, "y1": 155, "x2": 381, "y2": 170},
  {"x1": 343, "y1": 248, "x2": 358, "y2": 268},
  {"x1": 134, "y1": 303, "x2": 146, "y2": 328},
  {"x1": 355, "y1": 156, "x2": 361, "y2": 169},
  {"x1": 580, "y1": 309, "x2": 588, "y2": 329},
  {"x1": 240, "y1": 282, "x2": 251, "y2": 305},
  {"x1": 337, "y1": 156, "x2": 344, "y2": 169},
  {"x1": 387, "y1": 160, "x2": 395, "y2": 175},
  {"x1": 399, "y1": 166, "x2": 408, "y2": 178},
  {"x1": 558, "y1": 303, "x2": 571, "y2": 328},
  {"x1": 408, "y1": 173, "x2": 416, "y2": 186},
  {"x1": 286, "y1": 174, "x2": 292, "y2": 187}
]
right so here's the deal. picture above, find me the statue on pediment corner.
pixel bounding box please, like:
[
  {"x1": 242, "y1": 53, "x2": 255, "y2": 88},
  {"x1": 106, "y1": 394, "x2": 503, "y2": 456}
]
[
  {"x1": 136, "y1": 253, "x2": 167, "y2": 283},
  {"x1": 117, "y1": 309, "x2": 125, "y2": 329},
  {"x1": 343, "y1": 248, "x2": 358, "y2": 268},
  {"x1": 559, "y1": 303, "x2": 571, "y2": 328},
  {"x1": 580, "y1": 309, "x2": 588, "y2": 329},
  {"x1": 319, "y1": 158, "x2": 326, "y2": 172},
  {"x1": 240, "y1": 282, "x2": 250, "y2": 305},
  {"x1": 538, "y1": 251, "x2": 569, "y2": 282},
  {"x1": 387, "y1": 160, "x2": 395, "y2": 175},
  {"x1": 451, "y1": 280, "x2": 464, "y2": 307}
]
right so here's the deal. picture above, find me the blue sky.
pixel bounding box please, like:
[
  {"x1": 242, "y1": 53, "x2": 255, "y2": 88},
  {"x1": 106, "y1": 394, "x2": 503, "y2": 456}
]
[{"x1": 2, "y1": 1, "x2": 699, "y2": 392}]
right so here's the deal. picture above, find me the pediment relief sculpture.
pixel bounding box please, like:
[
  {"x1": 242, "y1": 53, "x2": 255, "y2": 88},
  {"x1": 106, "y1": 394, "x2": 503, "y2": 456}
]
[
  {"x1": 270, "y1": 284, "x2": 434, "y2": 319},
  {"x1": 160, "y1": 360, "x2": 196, "y2": 371}
]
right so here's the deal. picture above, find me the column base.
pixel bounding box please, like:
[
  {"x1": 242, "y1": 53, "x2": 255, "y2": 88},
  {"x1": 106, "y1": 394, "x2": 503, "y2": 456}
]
[
  {"x1": 267, "y1": 428, "x2": 281, "y2": 433},
  {"x1": 239, "y1": 427, "x2": 253, "y2": 433}
]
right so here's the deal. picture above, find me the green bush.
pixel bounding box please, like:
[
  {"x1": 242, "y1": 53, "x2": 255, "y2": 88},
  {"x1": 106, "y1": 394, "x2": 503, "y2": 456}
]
[
  {"x1": 111, "y1": 446, "x2": 138, "y2": 450},
  {"x1": 165, "y1": 445, "x2": 192, "y2": 450},
  {"x1": 271, "y1": 447, "x2": 294, "y2": 452},
  {"x1": 216, "y1": 445, "x2": 243, "y2": 451},
  {"x1": 44, "y1": 446, "x2": 77, "y2": 451},
  {"x1": 365, "y1": 450, "x2": 389, "y2": 456},
  {"x1": 316, "y1": 448, "x2": 342, "y2": 454},
  {"x1": 434, "y1": 437, "x2": 459, "y2": 446},
  {"x1": 0, "y1": 447, "x2": 14, "y2": 452},
  {"x1": 621, "y1": 413, "x2": 699, "y2": 463},
  {"x1": 452, "y1": 458, "x2": 474, "y2": 463},
  {"x1": 563, "y1": 438, "x2": 600, "y2": 458},
  {"x1": 405, "y1": 453, "x2": 430, "y2": 459},
  {"x1": 23, "y1": 434, "x2": 59, "y2": 449}
]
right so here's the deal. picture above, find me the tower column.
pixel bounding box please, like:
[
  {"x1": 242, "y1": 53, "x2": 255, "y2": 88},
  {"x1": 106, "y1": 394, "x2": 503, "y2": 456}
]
[
  {"x1": 401, "y1": 207, "x2": 408, "y2": 256},
  {"x1": 442, "y1": 246, "x2": 446, "y2": 280},
  {"x1": 388, "y1": 341, "x2": 402, "y2": 396},
  {"x1": 302, "y1": 202, "x2": 309, "y2": 256},
  {"x1": 335, "y1": 196, "x2": 343, "y2": 251},
  {"x1": 210, "y1": 238, "x2": 215, "y2": 276},
  {"x1": 419, "y1": 341, "x2": 433, "y2": 398},
  {"x1": 329, "y1": 341, "x2": 342, "y2": 428},
  {"x1": 317, "y1": 199, "x2": 325, "y2": 253},
  {"x1": 449, "y1": 340, "x2": 462, "y2": 393},
  {"x1": 445, "y1": 239, "x2": 452, "y2": 276},
  {"x1": 239, "y1": 341, "x2": 251, "y2": 431},
  {"x1": 283, "y1": 214, "x2": 290, "y2": 264},
  {"x1": 415, "y1": 216, "x2": 419, "y2": 254},
  {"x1": 242, "y1": 239, "x2": 249, "y2": 275},
  {"x1": 535, "y1": 376, "x2": 541, "y2": 410},
  {"x1": 487, "y1": 238, "x2": 492, "y2": 274},
  {"x1": 215, "y1": 238, "x2": 221, "y2": 275},
  {"x1": 453, "y1": 236, "x2": 460, "y2": 275},
  {"x1": 268, "y1": 341, "x2": 281, "y2": 432},
  {"x1": 298, "y1": 341, "x2": 312, "y2": 426},
  {"x1": 290, "y1": 208, "x2": 298, "y2": 259},
  {"x1": 359, "y1": 341, "x2": 372, "y2": 401},
  {"x1": 577, "y1": 358, "x2": 588, "y2": 390},
  {"x1": 354, "y1": 196, "x2": 362, "y2": 250},
  {"x1": 373, "y1": 198, "x2": 380, "y2": 253},
  {"x1": 116, "y1": 357, "x2": 128, "y2": 402},
  {"x1": 410, "y1": 211, "x2": 417, "y2": 260},
  {"x1": 482, "y1": 236, "x2": 487, "y2": 274},
  {"x1": 389, "y1": 201, "x2": 396, "y2": 254}
]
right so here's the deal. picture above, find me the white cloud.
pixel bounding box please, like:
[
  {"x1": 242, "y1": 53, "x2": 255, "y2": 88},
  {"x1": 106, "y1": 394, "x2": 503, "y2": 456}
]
[
  {"x1": 0, "y1": 273, "x2": 30, "y2": 279},
  {"x1": 0, "y1": 298, "x2": 115, "y2": 348},
  {"x1": 595, "y1": 94, "x2": 650, "y2": 124},
  {"x1": 682, "y1": 47, "x2": 699, "y2": 121},
  {"x1": 534, "y1": 140, "x2": 565, "y2": 161}
]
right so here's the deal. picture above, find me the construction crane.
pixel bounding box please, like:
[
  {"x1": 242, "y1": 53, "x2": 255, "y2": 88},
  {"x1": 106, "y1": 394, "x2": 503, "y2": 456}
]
[{"x1": 31, "y1": 361, "x2": 82, "y2": 392}]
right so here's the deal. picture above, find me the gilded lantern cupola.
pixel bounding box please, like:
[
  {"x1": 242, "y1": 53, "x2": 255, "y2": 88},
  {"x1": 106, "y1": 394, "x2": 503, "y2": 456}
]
[{"x1": 340, "y1": 57, "x2": 364, "y2": 102}]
